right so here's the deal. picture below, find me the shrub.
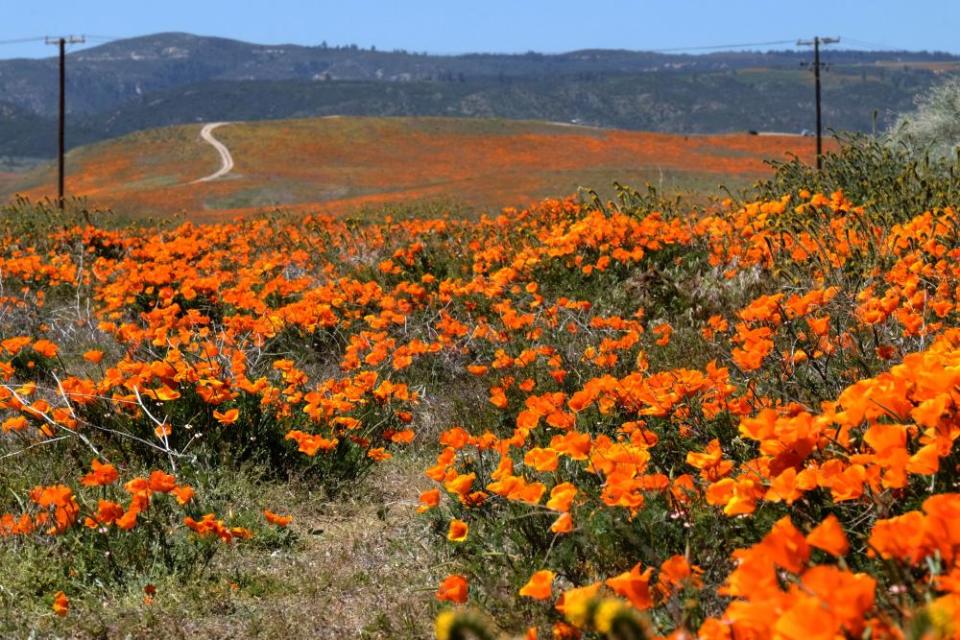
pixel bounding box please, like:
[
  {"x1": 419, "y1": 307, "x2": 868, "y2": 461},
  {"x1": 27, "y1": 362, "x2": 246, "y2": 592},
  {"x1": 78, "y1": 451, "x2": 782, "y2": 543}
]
[
  {"x1": 756, "y1": 133, "x2": 960, "y2": 223},
  {"x1": 889, "y1": 76, "x2": 960, "y2": 161}
]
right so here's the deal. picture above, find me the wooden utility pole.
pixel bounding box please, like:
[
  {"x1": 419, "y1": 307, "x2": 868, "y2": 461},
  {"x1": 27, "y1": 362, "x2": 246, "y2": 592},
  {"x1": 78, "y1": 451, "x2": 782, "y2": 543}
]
[
  {"x1": 798, "y1": 36, "x2": 839, "y2": 170},
  {"x1": 45, "y1": 35, "x2": 85, "y2": 209}
]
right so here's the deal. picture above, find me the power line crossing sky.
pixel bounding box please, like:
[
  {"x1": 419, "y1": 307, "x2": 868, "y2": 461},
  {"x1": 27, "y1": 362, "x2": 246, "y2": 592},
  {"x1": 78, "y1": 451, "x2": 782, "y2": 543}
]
[{"x1": 1, "y1": 0, "x2": 958, "y2": 59}]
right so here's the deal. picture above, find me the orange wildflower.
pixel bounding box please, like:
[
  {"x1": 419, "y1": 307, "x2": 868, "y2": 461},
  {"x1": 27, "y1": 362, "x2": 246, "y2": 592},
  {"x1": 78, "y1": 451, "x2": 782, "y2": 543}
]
[
  {"x1": 263, "y1": 510, "x2": 293, "y2": 527},
  {"x1": 550, "y1": 512, "x2": 573, "y2": 534},
  {"x1": 418, "y1": 489, "x2": 440, "y2": 513},
  {"x1": 519, "y1": 570, "x2": 554, "y2": 600},
  {"x1": 447, "y1": 519, "x2": 468, "y2": 543},
  {"x1": 1, "y1": 416, "x2": 29, "y2": 433},
  {"x1": 213, "y1": 408, "x2": 240, "y2": 425},
  {"x1": 31, "y1": 339, "x2": 59, "y2": 358},
  {"x1": 52, "y1": 591, "x2": 69, "y2": 617},
  {"x1": 171, "y1": 485, "x2": 195, "y2": 505},
  {"x1": 546, "y1": 483, "x2": 578, "y2": 512},
  {"x1": 148, "y1": 470, "x2": 177, "y2": 493},
  {"x1": 806, "y1": 515, "x2": 849, "y2": 557},
  {"x1": 606, "y1": 564, "x2": 654, "y2": 610},
  {"x1": 90, "y1": 500, "x2": 124, "y2": 527},
  {"x1": 524, "y1": 447, "x2": 559, "y2": 472},
  {"x1": 436, "y1": 574, "x2": 468, "y2": 604},
  {"x1": 81, "y1": 459, "x2": 119, "y2": 487}
]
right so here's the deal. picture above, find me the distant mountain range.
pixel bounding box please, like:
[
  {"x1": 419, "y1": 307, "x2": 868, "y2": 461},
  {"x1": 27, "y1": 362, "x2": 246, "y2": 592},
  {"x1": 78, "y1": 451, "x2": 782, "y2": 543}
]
[{"x1": 1, "y1": 32, "x2": 957, "y2": 159}]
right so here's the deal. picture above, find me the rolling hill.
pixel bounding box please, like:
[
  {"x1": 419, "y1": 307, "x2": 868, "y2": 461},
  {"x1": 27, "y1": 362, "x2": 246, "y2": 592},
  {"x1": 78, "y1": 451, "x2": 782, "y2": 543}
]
[
  {"x1": 0, "y1": 33, "x2": 956, "y2": 159},
  {"x1": 3, "y1": 116, "x2": 831, "y2": 220}
]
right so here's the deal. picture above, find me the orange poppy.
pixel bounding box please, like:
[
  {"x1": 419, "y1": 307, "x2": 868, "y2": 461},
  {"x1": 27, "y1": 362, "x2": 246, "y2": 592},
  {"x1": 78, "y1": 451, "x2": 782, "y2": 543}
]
[
  {"x1": 52, "y1": 591, "x2": 69, "y2": 617},
  {"x1": 806, "y1": 515, "x2": 849, "y2": 557},
  {"x1": 213, "y1": 408, "x2": 240, "y2": 425},
  {"x1": 606, "y1": 564, "x2": 654, "y2": 610},
  {"x1": 80, "y1": 459, "x2": 119, "y2": 487},
  {"x1": 31, "y1": 340, "x2": 59, "y2": 358},
  {"x1": 263, "y1": 510, "x2": 293, "y2": 527},
  {"x1": 519, "y1": 570, "x2": 554, "y2": 600},
  {"x1": 417, "y1": 489, "x2": 440, "y2": 513},
  {"x1": 436, "y1": 574, "x2": 468, "y2": 604},
  {"x1": 447, "y1": 519, "x2": 468, "y2": 543}
]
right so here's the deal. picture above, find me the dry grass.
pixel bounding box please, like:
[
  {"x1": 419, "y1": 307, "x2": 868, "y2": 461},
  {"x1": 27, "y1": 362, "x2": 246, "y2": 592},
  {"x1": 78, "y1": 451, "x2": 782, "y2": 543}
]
[
  {"x1": 0, "y1": 172, "x2": 23, "y2": 195},
  {"x1": 2, "y1": 452, "x2": 439, "y2": 640}
]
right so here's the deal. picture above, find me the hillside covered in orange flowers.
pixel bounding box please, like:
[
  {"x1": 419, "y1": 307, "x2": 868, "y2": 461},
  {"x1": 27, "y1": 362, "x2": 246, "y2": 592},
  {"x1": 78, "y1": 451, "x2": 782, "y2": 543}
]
[
  {"x1": 2, "y1": 117, "x2": 827, "y2": 220},
  {"x1": 16, "y1": 113, "x2": 960, "y2": 639},
  {"x1": 6, "y1": 127, "x2": 960, "y2": 637}
]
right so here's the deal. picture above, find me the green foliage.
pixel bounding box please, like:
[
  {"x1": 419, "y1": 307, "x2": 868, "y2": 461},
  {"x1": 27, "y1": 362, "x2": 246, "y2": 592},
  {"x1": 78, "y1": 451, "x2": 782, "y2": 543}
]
[
  {"x1": 0, "y1": 196, "x2": 160, "y2": 250},
  {"x1": 0, "y1": 196, "x2": 89, "y2": 247},
  {"x1": 756, "y1": 133, "x2": 960, "y2": 223}
]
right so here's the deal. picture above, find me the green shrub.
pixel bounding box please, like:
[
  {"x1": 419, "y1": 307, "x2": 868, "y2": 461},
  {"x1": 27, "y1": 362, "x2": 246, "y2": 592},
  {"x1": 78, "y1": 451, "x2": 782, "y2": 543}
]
[{"x1": 755, "y1": 133, "x2": 960, "y2": 223}]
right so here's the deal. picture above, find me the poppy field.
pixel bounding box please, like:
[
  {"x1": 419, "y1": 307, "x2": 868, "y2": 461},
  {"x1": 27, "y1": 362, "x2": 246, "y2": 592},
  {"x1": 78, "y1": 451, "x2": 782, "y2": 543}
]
[
  {"x1": 3, "y1": 117, "x2": 825, "y2": 221},
  {"x1": 3, "y1": 140, "x2": 960, "y2": 639}
]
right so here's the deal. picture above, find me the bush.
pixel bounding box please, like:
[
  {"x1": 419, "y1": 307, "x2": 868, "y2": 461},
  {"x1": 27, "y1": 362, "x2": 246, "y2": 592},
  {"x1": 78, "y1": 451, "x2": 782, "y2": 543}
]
[
  {"x1": 755, "y1": 133, "x2": 960, "y2": 223},
  {"x1": 889, "y1": 76, "x2": 960, "y2": 161}
]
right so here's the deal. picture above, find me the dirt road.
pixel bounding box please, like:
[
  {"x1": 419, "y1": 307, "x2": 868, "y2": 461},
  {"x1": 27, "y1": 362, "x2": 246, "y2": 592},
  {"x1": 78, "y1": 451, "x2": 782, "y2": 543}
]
[{"x1": 192, "y1": 122, "x2": 234, "y2": 183}]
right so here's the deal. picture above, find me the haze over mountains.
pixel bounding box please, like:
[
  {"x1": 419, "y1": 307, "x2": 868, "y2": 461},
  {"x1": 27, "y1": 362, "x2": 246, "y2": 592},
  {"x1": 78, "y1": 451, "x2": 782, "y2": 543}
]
[{"x1": 1, "y1": 32, "x2": 957, "y2": 159}]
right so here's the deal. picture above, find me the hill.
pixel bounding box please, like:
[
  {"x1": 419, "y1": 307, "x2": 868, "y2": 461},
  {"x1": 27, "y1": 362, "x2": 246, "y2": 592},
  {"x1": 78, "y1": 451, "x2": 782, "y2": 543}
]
[
  {"x1": 3, "y1": 116, "x2": 828, "y2": 219},
  {"x1": 0, "y1": 32, "x2": 956, "y2": 158},
  {"x1": 5, "y1": 135, "x2": 960, "y2": 637}
]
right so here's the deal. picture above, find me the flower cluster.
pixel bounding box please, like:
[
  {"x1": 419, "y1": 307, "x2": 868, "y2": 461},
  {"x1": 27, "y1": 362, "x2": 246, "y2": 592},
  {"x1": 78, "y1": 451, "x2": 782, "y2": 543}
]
[{"x1": 5, "y1": 187, "x2": 960, "y2": 635}]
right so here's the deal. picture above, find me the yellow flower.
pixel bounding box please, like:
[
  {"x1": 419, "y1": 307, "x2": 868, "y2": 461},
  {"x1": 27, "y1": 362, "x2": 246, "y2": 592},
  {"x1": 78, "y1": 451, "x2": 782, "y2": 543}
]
[
  {"x1": 435, "y1": 610, "x2": 456, "y2": 640},
  {"x1": 593, "y1": 599, "x2": 625, "y2": 634},
  {"x1": 927, "y1": 595, "x2": 960, "y2": 638},
  {"x1": 558, "y1": 584, "x2": 601, "y2": 628}
]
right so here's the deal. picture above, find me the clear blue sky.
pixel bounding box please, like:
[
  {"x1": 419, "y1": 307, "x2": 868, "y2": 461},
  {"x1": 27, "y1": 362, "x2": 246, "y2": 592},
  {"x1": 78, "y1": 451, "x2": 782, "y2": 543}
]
[{"x1": 2, "y1": 0, "x2": 958, "y2": 59}]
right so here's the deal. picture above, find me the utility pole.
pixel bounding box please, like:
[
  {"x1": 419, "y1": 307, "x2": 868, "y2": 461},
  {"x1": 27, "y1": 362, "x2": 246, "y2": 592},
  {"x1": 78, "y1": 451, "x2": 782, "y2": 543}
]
[
  {"x1": 798, "y1": 36, "x2": 839, "y2": 170},
  {"x1": 45, "y1": 35, "x2": 85, "y2": 209}
]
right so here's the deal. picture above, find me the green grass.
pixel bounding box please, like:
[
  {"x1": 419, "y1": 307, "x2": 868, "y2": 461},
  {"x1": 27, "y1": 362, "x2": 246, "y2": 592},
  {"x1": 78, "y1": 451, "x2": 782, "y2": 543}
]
[{"x1": 0, "y1": 450, "x2": 439, "y2": 640}]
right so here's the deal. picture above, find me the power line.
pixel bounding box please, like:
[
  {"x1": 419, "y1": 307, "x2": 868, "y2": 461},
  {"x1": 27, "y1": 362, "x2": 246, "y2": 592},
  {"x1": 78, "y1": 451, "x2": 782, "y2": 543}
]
[
  {"x1": 0, "y1": 36, "x2": 46, "y2": 46},
  {"x1": 0, "y1": 33, "x2": 944, "y2": 56},
  {"x1": 83, "y1": 34, "x2": 128, "y2": 42},
  {"x1": 842, "y1": 37, "x2": 907, "y2": 52},
  {"x1": 642, "y1": 39, "x2": 799, "y2": 53},
  {"x1": 0, "y1": 34, "x2": 121, "y2": 47},
  {"x1": 0, "y1": 36, "x2": 803, "y2": 53}
]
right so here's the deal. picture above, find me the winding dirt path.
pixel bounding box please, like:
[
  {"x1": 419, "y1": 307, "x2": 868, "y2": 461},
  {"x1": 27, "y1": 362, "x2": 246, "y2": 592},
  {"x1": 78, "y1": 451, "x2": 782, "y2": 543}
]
[{"x1": 192, "y1": 122, "x2": 234, "y2": 183}]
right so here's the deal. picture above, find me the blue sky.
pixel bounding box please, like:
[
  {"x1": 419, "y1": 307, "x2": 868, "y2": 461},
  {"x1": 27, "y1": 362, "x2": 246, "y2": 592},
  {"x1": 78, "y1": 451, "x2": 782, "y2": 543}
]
[{"x1": 2, "y1": 0, "x2": 958, "y2": 59}]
